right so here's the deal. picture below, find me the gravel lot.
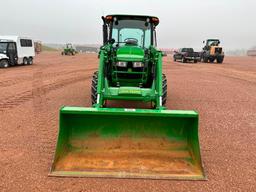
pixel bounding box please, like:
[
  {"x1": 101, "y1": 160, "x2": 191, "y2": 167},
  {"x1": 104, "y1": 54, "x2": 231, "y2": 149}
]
[{"x1": 0, "y1": 52, "x2": 255, "y2": 191}]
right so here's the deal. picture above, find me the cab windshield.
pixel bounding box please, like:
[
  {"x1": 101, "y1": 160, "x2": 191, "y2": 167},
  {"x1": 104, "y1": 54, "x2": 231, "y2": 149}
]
[
  {"x1": 67, "y1": 44, "x2": 72, "y2": 49},
  {"x1": 181, "y1": 48, "x2": 194, "y2": 52},
  {"x1": 111, "y1": 19, "x2": 152, "y2": 48},
  {"x1": 0, "y1": 42, "x2": 8, "y2": 54},
  {"x1": 207, "y1": 40, "x2": 219, "y2": 46}
]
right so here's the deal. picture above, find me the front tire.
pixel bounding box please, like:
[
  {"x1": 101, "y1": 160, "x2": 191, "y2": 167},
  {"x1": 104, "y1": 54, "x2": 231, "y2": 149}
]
[
  {"x1": 0, "y1": 60, "x2": 9, "y2": 68},
  {"x1": 203, "y1": 56, "x2": 208, "y2": 63},
  {"x1": 217, "y1": 57, "x2": 224, "y2": 64},
  {"x1": 209, "y1": 58, "x2": 215, "y2": 63}
]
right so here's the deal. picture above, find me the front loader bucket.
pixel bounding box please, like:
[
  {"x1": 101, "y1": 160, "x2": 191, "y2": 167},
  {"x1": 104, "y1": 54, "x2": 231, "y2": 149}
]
[{"x1": 50, "y1": 107, "x2": 205, "y2": 180}]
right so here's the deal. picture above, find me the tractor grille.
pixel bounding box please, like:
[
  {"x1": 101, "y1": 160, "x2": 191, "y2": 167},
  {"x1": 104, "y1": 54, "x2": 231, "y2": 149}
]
[
  {"x1": 117, "y1": 73, "x2": 142, "y2": 79},
  {"x1": 215, "y1": 48, "x2": 222, "y2": 54},
  {"x1": 115, "y1": 63, "x2": 144, "y2": 79}
]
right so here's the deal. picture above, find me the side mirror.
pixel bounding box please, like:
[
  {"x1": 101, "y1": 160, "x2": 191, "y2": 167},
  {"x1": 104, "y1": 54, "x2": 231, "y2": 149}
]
[{"x1": 108, "y1": 38, "x2": 115, "y2": 44}]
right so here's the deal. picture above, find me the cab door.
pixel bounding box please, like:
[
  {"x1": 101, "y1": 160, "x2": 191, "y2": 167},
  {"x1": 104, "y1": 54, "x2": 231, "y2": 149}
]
[{"x1": 7, "y1": 42, "x2": 17, "y2": 65}]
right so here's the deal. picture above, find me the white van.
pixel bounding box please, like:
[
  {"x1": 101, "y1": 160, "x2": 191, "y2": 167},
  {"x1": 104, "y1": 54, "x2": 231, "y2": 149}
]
[{"x1": 0, "y1": 36, "x2": 35, "y2": 68}]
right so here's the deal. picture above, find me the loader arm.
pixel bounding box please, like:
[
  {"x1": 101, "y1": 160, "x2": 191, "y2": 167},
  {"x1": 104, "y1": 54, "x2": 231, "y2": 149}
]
[
  {"x1": 95, "y1": 48, "x2": 106, "y2": 108},
  {"x1": 155, "y1": 49, "x2": 163, "y2": 109}
]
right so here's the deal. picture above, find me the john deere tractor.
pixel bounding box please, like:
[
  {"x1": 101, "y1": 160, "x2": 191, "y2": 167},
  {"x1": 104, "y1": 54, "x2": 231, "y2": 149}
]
[
  {"x1": 50, "y1": 15, "x2": 205, "y2": 180},
  {"x1": 201, "y1": 39, "x2": 224, "y2": 63},
  {"x1": 61, "y1": 43, "x2": 76, "y2": 55}
]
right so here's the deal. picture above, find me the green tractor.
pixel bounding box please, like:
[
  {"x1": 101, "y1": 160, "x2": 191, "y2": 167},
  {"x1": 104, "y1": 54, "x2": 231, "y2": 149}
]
[
  {"x1": 61, "y1": 43, "x2": 76, "y2": 55},
  {"x1": 50, "y1": 15, "x2": 205, "y2": 180}
]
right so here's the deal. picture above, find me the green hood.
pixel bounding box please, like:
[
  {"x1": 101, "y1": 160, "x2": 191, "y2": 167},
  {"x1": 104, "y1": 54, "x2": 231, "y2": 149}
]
[{"x1": 116, "y1": 46, "x2": 144, "y2": 61}]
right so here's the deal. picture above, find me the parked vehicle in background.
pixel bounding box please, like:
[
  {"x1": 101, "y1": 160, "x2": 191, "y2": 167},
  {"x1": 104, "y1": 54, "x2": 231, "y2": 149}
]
[
  {"x1": 201, "y1": 39, "x2": 224, "y2": 64},
  {"x1": 173, "y1": 48, "x2": 200, "y2": 63},
  {"x1": 247, "y1": 49, "x2": 256, "y2": 57},
  {"x1": 61, "y1": 43, "x2": 77, "y2": 55},
  {"x1": 0, "y1": 36, "x2": 35, "y2": 68},
  {"x1": 34, "y1": 41, "x2": 42, "y2": 54}
]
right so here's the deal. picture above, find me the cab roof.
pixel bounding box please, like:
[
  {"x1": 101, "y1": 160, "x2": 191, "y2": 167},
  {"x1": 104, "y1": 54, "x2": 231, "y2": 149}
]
[
  {"x1": 105, "y1": 14, "x2": 159, "y2": 26},
  {"x1": 207, "y1": 39, "x2": 220, "y2": 41}
]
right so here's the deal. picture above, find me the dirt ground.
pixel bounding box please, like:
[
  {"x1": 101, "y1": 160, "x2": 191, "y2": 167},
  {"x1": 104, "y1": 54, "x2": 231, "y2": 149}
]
[{"x1": 0, "y1": 52, "x2": 255, "y2": 191}]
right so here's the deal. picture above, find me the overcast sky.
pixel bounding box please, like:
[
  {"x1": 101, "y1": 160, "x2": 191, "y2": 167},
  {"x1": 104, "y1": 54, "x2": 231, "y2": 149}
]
[{"x1": 1, "y1": 0, "x2": 255, "y2": 50}]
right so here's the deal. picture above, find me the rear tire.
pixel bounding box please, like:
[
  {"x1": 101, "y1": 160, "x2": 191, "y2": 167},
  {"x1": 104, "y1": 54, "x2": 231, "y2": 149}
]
[
  {"x1": 162, "y1": 74, "x2": 167, "y2": 106},
  {"x1": 217, "y1": 57, "x2": 224, "y2": 64},
  {"x1": 91, "y1": 71, "x2": 98, "y2": 105},
  {"x1": 0, "y1": 60, "x2": 9, "y2": 68},
  {"x1": 28, "y1": 57, "x2": 33, "y2": 65},
  {"x1": 194, "y1": 60, "x2": 198, "y2": 63},
  {"x1": 23, "y1": 57, "x2": 28, "y2": 65}
]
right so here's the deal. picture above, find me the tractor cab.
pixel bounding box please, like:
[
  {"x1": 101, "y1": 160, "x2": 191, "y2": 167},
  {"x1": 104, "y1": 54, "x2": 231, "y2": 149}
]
[
  {"x1": 66, "y1": 43, "x2": 73, "y2": 49},
  {"x1": 203, "y1": 39, "x2": 220, "y2": 50},
  {"x1": 103, "y1": 15, "x2": 159, "y2": 47},
  {"x1": 101, "y1": 15, "x2": 160, "y2": 89}
]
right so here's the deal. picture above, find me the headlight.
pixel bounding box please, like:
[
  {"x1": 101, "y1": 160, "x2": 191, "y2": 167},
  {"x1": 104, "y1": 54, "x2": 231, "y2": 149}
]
[
  {"x1": 116, "y1": 61, "x2": 127, "y2": 67},
  {"x1": 133, "y1": 62, "x2": 144, "y2": 68}
]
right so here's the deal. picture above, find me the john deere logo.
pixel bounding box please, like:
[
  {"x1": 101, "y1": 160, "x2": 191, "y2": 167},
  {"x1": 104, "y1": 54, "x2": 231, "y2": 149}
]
[{"x1": 119, "y1": 89, "x2": 141, "y2": 95}]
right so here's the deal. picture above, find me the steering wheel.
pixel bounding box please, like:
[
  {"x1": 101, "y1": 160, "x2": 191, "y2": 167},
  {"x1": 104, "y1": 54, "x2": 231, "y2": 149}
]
[{"x1": 124, "y1": 38, "x2": 138, "y2": 45}]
